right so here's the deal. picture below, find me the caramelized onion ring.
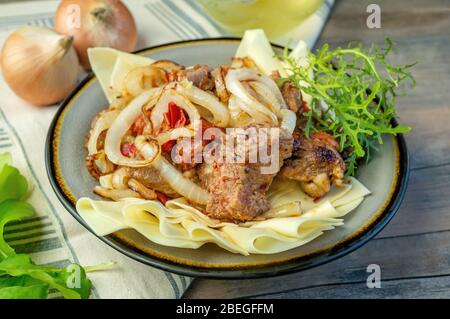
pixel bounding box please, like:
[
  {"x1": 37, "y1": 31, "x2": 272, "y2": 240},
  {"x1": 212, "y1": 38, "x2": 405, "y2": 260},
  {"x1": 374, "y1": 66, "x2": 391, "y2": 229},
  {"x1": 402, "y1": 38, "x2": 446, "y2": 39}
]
[
  {"x1": 104, "y1": 88, "x2": 161, "y2": 167},
  {"x1": 152, "y1": 156, "x2": 208, "y2": 205},
  {"x1": 279, "y1": 109, "x2": 297, "y2": 134},
  {"x1": 87, "y1": 109, "x2": 120, "y2": 155},
  {"x1": 151, "y1": 90, "x2": 201, "y2": 131},
  {"x1": 225, "y1": 69, "x2": 279, "y2": 124},
  {"x1": 124, "y1": 66, "x2": 167, "y2": 97},
  {"x1": 133, "y1": 136, "x2": 208, "y2": 205},
  {"x1": 248, "y1": 81, "x2": 282, "y2": 115},
  {"x1": 176, "y1": 83, "x2": 230, "y2": 127},
  {"x1": 94, "y1": 186, "x2": 141, "y2": 201},
  {"x1": 156, "y1": 127, "x2": 195, "y2": 145}
]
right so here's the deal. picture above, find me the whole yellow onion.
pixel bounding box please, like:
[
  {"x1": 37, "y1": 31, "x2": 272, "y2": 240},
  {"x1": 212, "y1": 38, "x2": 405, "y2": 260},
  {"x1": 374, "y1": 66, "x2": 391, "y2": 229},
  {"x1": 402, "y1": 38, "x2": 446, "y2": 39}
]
[
  {"x1": 55, "y1": 0, "x2": 138, "y2": 70},
  {"x1": 1, "y1": 26, "x2": 80, "y2": 106}
]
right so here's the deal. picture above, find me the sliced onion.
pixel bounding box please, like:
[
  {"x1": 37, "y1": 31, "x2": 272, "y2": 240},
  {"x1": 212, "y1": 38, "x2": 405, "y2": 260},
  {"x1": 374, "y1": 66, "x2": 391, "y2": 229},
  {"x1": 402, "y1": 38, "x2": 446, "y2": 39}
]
[
  {"x1": 176, "y1": 83, "x2": 230, "y2": 127},
  {"x1": 124, "y1": 66, "x2": 167, "y2": 97},
  {"x1": 94, "y1": 186, "x2": 141, "y2": 201},
  {"x1": 94, "y1": 152, "x2": 116, "y2": 174},
  {"x1": 228, "y1": 95, "x2": 255, "y2": 127},
  {"x1": 112, "y1": 167, "x2": 131, "y2": 190},
  {"x1": 151, "y1": 60, "x2": 184, "y2": 73},
  {"x1": 152, "y1": 156, "x2": 208, "y2": 205},
  {"x1": 211, "y1": 66, "x2": 230, "y2": 103},
  {"x1": 104, "y1": 88, "x2": 161, "y2": 167},
  {"x1": 256, "y1": 75, "x2": 287, "y2": 110},
  {"x1": 133, "y1": 135, "x2": 208, "y2": 204},
  {"x1": 248, "y1": 81, "x2": 282, "y2": 115},
  {"x1": 156, "y1": 127, "x2": 194, "y2": 144},
  {"x1": 225, "y1": 69, "x2": 278, "y2": 124},
  {"x1": 99, "y1": 174, "x2": 114, "y2": 189},
  {"x1": 86, "y1": 151, "x2": 115, "y2": 179},
  {"x1": 87, "y1": 109, "x2": 120, "y2": 155},
  {"x1": 151, "y1": 89, "x2": 201, "y2": 131},
  {"x1": 279, "y1": 109, "x2": 297, "y2": 134},
  {"x1": 134, "y1": 135, "x2": 161, "y2": 159}
]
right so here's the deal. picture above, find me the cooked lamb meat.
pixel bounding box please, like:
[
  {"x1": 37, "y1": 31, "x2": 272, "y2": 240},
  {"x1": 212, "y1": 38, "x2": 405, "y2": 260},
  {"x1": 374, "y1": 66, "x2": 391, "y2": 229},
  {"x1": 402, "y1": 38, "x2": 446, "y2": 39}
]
[
  {"x1": 280, "y1": 131, "x2": 346, "y2": 199},
  {"x1": 198, "y1": 125, "x2": 293, "y2": 222},
  {"x1": 128, "y1": 166, "x2": 178, "y2": 197},
  {"x1": 211, "y1": 65, "x2": 230, "y2": 103},
  {"x1": 281, "y1": 81, "x2": 303, "y2": 113},
  {"x1": 270, "y1": 71, "x2": 305, "y2": 114},
  {"x1": 177, "y1": 64, "x2": 215, "y2": 91}
]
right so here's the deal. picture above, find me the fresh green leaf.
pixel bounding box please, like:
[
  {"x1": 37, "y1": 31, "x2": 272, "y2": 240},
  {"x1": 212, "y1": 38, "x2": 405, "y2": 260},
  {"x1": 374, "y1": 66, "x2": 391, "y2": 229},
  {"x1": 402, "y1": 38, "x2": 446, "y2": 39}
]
[
  {"x1": 0, "y1": 200, "x2": 35, "y2": 259},
  {"x1": 0, "y1": 153, "x2": 99, "y2": 300},
  {"x1": 0, "y1": 153, "x2": 12, "y2": 173},
  {"x1": 0, "y1": 284, "x2": 49, "y2": 299},
  {"x1": 0, "y1": 255, "x2": 91, "y2": 299},
  {"x1": 0, "y1": 254, "x2": 59, "y2": 275},
  {"x1": 0, "y1": 275, "x2": 48, "y2": 299},
  {"x1": 280, "y1": 39, "x2": 416, "y2": 175},
  {"x1": 47, "y1": 264, "x2": 92, "y2": 299},
  {"x1": 0, "y1": 164, "x2": 28, "y2": 203},
  {"x1": 0, "y1": 274, "x2": 44, "y2": 288}
]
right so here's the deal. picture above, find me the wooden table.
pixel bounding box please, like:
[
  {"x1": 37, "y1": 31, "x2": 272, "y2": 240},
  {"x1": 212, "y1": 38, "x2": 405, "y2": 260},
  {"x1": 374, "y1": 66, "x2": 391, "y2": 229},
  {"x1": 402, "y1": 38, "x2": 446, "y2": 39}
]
[{"x1": 185, "y1": 0, "x2": 450, "y2": 299}]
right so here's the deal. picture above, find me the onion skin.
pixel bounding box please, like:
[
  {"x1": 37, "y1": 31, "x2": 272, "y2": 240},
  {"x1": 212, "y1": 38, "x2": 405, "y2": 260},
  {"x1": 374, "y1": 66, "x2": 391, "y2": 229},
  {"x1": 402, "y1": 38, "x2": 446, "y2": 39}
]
[
  {"x1": 55, "y1": 0, "x2": 138, "y2": 70},
  {"x1": 1, "y1": 26, "x2": 80, "y2": 106}
]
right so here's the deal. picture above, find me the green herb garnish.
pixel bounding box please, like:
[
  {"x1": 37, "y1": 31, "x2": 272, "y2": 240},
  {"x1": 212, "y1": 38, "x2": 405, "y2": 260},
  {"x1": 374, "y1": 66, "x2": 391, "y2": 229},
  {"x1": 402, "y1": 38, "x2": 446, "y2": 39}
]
[
  {"x1": 0, "y1": 152, "x2": 111, "y2": 299},
  {"x1": 281, "y1": 39, "x2": 416, "y2": 175}
]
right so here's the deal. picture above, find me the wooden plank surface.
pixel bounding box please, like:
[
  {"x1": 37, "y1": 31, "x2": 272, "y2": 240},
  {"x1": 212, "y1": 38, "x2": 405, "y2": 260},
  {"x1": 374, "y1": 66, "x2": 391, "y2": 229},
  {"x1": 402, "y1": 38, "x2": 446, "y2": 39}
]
[{"x1": 185, "y1": 0, "x2": 450, "y2": 299}]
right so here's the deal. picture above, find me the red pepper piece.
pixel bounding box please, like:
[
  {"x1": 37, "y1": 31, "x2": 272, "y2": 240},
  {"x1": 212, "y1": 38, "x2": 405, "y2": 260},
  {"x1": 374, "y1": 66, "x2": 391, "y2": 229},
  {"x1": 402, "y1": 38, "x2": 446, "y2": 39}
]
[
  {"x1": 156, "y1": 191, "x2": 170, "y2": 205},
  {"x1": 164, "y1": 102, "x2": 189, "y2": 128},
  {"x1": 161, "y1": 140, "x2": 176, "y2": 154},
  {"x1": 121, "y1": 143, "x2": 136, "y2": 157},
  {"x1": 131, "y1": 115, "x2": 146, "y2": 136}
]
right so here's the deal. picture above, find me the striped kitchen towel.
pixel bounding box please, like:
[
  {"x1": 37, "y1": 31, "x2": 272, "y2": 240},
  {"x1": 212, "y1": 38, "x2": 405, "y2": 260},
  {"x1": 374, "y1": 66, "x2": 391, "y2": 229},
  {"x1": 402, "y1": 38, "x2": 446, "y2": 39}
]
[{"x1": 0, "y1": 0, "x2": 334, "y2": 299}]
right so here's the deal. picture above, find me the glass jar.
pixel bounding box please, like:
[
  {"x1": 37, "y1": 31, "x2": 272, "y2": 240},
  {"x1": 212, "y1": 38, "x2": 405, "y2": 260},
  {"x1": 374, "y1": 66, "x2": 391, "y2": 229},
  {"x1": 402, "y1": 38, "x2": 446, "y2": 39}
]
[{"x1": 198, "y1": 0, "x2": 325, "y2": 39}]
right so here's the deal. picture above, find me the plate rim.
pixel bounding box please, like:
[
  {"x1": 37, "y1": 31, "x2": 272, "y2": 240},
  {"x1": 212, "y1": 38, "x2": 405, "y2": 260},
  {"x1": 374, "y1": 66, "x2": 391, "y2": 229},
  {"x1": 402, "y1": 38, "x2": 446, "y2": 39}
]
[{"x1": 45, "y1": 37, "x2": 410, "y2": 279}]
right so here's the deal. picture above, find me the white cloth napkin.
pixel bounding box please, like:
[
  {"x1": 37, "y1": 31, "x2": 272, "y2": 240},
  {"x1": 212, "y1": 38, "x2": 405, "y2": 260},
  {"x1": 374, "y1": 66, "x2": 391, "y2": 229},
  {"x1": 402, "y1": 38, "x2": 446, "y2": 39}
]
[{"x1": 0, "y1": 0, "x2": 334, "y2": 299}]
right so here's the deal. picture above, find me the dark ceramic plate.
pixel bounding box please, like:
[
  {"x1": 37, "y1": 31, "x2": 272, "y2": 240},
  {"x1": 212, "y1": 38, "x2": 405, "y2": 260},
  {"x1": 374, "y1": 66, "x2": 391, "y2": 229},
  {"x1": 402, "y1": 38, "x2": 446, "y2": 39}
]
[{"x1": 45, "y1": 38, "x2": 409, "y2": 279}]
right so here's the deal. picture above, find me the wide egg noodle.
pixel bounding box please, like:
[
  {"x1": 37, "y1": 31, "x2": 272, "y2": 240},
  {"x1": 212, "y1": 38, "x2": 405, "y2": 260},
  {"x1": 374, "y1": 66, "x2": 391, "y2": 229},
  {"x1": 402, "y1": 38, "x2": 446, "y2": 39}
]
[
  {"x1": 335, "y1": 197, "x2": 365, "y2": 217},
  {"x1": 82, "y1": 34, "x2": 372, "y2": 256},
  {"x1": 121, "y1": 201, "x2": 247, "y2": 254},
  {"x1": 76, "y1": 198, "x2": 128, "y2": 235},
  {"x1": 332, "y1": 177, "x2": 371, "y2": 207},
  {"x1": 76, "y1": 177, "x2": 370, "y2": 255}
]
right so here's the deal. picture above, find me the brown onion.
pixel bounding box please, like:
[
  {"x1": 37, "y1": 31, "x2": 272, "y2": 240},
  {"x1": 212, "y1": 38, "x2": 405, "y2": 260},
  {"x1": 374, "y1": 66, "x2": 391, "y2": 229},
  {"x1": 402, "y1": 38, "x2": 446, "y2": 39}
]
[
  {"x1": 55, "y1": 0, "x2": 138, "y2": 70},
  {"x1": 1, "y1": 26, "x2": 80, "y2": 106}
]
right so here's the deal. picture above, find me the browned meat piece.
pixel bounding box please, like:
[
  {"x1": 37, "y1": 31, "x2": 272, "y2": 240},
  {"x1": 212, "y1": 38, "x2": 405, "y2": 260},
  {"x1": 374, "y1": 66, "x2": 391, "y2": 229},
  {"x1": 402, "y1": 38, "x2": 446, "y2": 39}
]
[
  {"x1": 211, "y1": 65, "x2": 230, "y2": 103},
  {"x1": 280, "y1": 131, "x2": 346, "y2": 199},
  {"x1": 270, "y1": 70, "x2": 281, "y2": 81},
  {"x1": 198, "y1": 126, "x2": 293, "y2": 222},
  {"x1": 281, "y1": 81, "x2": 303, "y2": 113},
  {"x1": 177, "y1": 64, "x2": 215, "y2": 91},
  {"x1": 270, "y1": 71, "x2": 306, "y2": 114},
  {"x1": 128, "y1": 166, "x2": 178, "y2": 197},
  {"x1": 127, "y1": 178, "x2": 157, "y2": 200}
]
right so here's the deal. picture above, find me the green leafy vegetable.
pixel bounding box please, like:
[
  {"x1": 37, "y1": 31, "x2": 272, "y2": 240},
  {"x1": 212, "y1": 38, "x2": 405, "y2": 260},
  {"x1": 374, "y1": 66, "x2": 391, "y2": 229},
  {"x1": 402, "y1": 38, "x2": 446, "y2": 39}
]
[
  {"x1": 0, "y1": 153, "x2": 12, "y2": 172},
  {"x1": 0, "y1": 255, "x2": 91, "y2": 299},
  {"x1": 0, "y1": 152, "x2": 107, "y2": 299},
  {"x1": 0, "y1": 276, "x2": 49, "y2": 299},
  {"x1": 0, "y1": 200, "x2": 35, "y2": 259},
  {"x1": 281, "y1": 39, "x2": 416, "y2": 175},
  {"x1": 0, "y1": 165, "x2": 28, "y2": 203}
]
